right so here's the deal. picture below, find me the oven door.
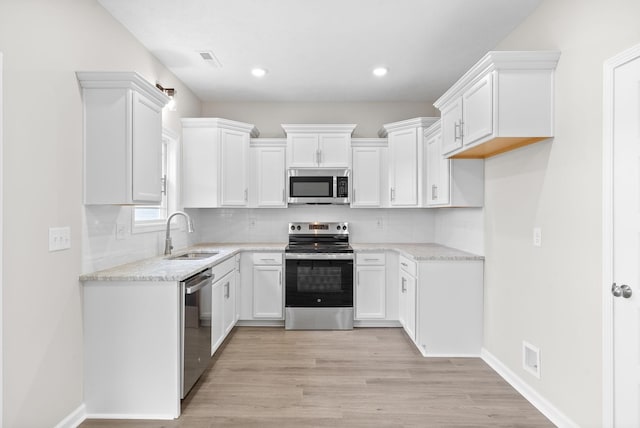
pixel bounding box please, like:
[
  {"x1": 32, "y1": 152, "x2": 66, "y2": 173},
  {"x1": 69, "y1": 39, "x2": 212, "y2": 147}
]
[{"x1": 285, "y1": 254, "x2": 354, "y2": 307}]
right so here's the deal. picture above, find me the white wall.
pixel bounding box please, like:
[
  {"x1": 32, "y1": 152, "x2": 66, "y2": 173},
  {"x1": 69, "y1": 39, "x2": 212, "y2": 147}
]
[
  {"x1": 434, "y1": 208, "x2": 484, "y2": 255},
  {"x1": 485, "y1": 0, "x2": 640, "y2": 426},
  {"x1": 198, "y1": 206, "x2": 437, "y2": 244},
  {"x1": 202, "y1": 101, "x2": 438, "y2": 137},
  {"x1": 0, "y1": 1, "x2": 201, "y2": 426}
]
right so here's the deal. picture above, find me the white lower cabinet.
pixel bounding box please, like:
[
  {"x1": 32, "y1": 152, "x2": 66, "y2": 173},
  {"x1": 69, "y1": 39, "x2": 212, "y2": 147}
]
[
  {"x1": 211, "y1": 257, "x2": 238, "y2": 355},
  {"x1": 355, "y1": 253, "x2": 386, "y2": 319},
  {"x1": 239, "y1": 252, "x2": 284, "y2": 321},
  {"x1": 398, "y1": 255, "x2": 417, "y2": 341}
]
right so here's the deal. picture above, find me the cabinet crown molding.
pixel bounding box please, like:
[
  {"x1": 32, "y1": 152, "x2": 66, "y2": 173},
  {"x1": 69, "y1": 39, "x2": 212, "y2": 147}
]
[
  {"x1": 181, "y1": 117, "x2": 260, "y2": 137},
  {"x1": 76, "y1": 71, "x2": 169, "y2": 107},
  {"x1": 423, "y1": 120, "x2": 442, "y2": 139},
  {"x1": 351, "y1": 137, "x2": 388, "y2": 147},
  {"x1": 281, "y1": 124, "x2": 357, "y2": 134},
  {"x1": 378, "y1": 117, "x2": 439, "y2": 137},
  {"x1": 433, "y1": 50, "x2": 561, "y2": 109}
]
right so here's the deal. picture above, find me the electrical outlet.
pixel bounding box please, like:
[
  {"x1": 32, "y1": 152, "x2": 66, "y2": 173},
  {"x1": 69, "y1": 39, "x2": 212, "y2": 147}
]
[
  {"x1": 49, "y1": 227, "x2": 71, "y2": 251},
  {"x1": 248, "y1": 218, "x2": 257, "y2": 229},
  {"x1": 116, "y1": 223, "x2": 127, "y2": 240},
  {"x1": 533, "y1": 227, "x2": 542, "y2": 247}
]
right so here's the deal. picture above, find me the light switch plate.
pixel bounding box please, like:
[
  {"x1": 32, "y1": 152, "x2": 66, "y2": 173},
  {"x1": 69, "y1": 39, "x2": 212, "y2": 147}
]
[{"x1": 49, "y1": 227, "x2": 71, "y2": 251}]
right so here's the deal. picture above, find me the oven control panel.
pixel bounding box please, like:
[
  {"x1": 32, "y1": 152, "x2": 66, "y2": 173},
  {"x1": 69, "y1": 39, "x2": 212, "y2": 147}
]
[{"x1": 289, "y1": 222, "x2": 348, "y2": 234}]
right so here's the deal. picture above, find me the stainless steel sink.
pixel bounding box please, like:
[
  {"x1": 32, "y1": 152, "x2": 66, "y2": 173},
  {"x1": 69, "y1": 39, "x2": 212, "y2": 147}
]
[{"x1": 167, "y1": 251, "x2": 219, "y2": 260}]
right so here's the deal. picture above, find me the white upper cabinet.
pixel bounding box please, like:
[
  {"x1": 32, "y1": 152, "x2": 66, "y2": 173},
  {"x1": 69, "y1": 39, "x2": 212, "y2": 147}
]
[
  {"x1": 282, "y1": 124, "x2": 356, "y2": 168},
  {"x1": 434, "y1": 51, "x2": 560, "y2": 159},
  {"x1": 379, "y1": 117, "x2": 438, "y2": 207},
  {"x1": 77, "y1": 72, "x2": 169, "y2": 205},
  {"x1": 424, "y1": 121, "x2": 484, "y2": 208},
  {"x1": 250, "y1": 139, "x2": 287, "y2": 208},
  {"x1": 181, "y1": 118, "x2": 259, "y2": 208},
  {"x1": 351, "y1": 138, "x2": 387, "y2": 208}
]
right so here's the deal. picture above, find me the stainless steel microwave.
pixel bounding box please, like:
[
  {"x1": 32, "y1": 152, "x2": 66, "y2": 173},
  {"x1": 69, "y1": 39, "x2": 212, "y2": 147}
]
[{"x1": 288, "y1": 169, "x2": 350, "y2": 204}]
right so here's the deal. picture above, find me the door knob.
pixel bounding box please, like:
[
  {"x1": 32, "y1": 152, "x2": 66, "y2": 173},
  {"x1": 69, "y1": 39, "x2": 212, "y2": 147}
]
[{"x1": 612, "y1": 283, "x2": 633, "y2": 298}]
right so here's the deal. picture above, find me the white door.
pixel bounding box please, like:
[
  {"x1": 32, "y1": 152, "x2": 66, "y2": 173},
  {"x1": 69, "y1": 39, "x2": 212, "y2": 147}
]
[
  {"x1": 605, "y1": 44, "x2": 640, "y2": 427},
  {"x1": 388, "y1": 128, "x2": 419, "y2": 207},
  {"x1": 318, "y1": 134, "x2": 350, "y2": 167},
  {"x1": 352, "y1": 147, "x2": 381, "y2": 207},
  {"x1": 220, "y1": 128, "x2": 248, "y2": 206}
]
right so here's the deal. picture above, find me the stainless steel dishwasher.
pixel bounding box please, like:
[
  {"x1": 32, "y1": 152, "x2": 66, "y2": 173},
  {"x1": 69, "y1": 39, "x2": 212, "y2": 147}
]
[{"x1": 181, "y1": 267, "x2": 213, "y2": 398}]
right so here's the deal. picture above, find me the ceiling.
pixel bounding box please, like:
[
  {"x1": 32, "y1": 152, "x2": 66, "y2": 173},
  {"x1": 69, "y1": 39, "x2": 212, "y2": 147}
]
[{"x1": 97, "y1": 0, "x2": 542, "y2": 103}]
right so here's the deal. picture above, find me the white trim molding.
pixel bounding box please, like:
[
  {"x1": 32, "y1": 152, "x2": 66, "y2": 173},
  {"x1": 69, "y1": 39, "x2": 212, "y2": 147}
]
[
  {"x1": 54, "y1": 404, "x2": 86, "y2": 428},
  {"x1": 481, "y1": 348, "x2": 579, "y2": 428},
  {"x1": 0, "y1": 51, "x2": 4, "y2": 428},
  {"x1": 601, "y1": 41, "x2": 640, "y2": 428}
]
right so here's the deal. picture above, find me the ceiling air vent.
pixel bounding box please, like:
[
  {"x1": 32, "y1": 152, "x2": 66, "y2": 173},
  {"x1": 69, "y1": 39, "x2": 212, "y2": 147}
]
[{"x1": 197, "y1": 50, "x2": 222, "y2": 68}]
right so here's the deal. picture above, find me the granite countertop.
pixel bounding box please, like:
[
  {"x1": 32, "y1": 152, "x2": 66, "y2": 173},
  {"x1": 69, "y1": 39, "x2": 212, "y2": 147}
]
[
  {"x1": 80, "y1": 242, "x2": 482, "y2": 283},
  {"x1": 351, "y1": 243, "x2": 484, "y2": 261},
  {"x1": 79, "y1": 243, "x2": 286, "y2": 282}
]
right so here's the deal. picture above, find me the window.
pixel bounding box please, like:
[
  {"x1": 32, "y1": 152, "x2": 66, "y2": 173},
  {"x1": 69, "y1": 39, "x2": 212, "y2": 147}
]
[{"x1": 133, "y1": 128, "x2": 178, "y2": 232}]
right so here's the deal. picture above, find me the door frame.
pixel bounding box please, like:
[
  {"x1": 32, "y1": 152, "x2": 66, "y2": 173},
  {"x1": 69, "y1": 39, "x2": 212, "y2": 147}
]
[
  {"x1": 0, "y1": 51, "x2": 4, "y2": 425},
  {"x1": 602, "y1": 42, "x2": 640, "y2": 428}
]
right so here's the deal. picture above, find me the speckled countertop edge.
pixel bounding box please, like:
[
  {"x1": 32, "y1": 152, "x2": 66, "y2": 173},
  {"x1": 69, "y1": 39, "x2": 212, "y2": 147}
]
[
  {"x1": 79, "y1": 243, "x2": 286, "y2": 282},
  {"x1": 80, "y1": 242, "x2": 482, "y2": 282},
  {"x1": 351, "y1": 243, "x2": 484, "y2": 261}
]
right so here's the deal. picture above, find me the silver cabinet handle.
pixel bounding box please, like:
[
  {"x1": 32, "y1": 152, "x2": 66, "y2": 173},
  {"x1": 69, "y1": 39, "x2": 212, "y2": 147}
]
[
  {"x1": 282, "y1": 188, "x2": 285, "y2": 203},
  {"x1": 244, "y1": 188, "x2": 248, "y2": 202},
  {"x1": 454, "y1": 121, "x2": 462, "y2": 141},
  {"x1": 279, "y1": 270, "x2": 282, "y2": 285},
  {"x1": 390, "y1": 188, "x2": 395, "y2": 201},
  {"x1": 364, "y1": 258, "x2": 378, "y2": 262},
  {"x1": 612, "y1": 282, "x2": 633, "y2": 298},
  {"x1": 224, "y1": 282, "x2": 230, "y2": 299},
  {"x1": 401, "y1": 277, "x2": 407, "y2": 293},
  {"x1": 434, "y1": 185, "x2": 438, "y2": 199},
  {"x1": 353, "y1": 188, "x2": 356, "y2": 203},
  {"x1": 460, "y1": 120, "x2": 465, "y2": 139},
  {"x1": 401, "y1": 262, "x2": 408, "y2": 267}
]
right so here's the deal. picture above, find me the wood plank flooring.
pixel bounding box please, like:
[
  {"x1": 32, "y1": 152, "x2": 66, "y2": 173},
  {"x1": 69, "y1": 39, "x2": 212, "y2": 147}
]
[{"x1": 81, "y1": 327, "x2": 554, "y2": 427}]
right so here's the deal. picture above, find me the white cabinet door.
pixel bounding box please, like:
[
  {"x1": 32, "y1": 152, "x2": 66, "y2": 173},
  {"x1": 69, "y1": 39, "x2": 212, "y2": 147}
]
[
  {"x1": 352, "y1": 147, "x2": 381, "y2": 207},
  {"x1": 252, "y1": 265, "x2": 283, "y2": 319},
  {"x1": 425, "y1": 130, "x2": 450, "y2": 206},
  {"x1": 222, "y1": 272, "x2": 236, "y2": 336},
  {"x1": 220, "y1": 128, "x2": 249, "y2": 206},
  {"x1": 131, "y1": 91, "x2": 163, "y2": 203},
  {"x1": 211, "y1": 276, "x2": 225, "y2": 355},
  {"x1": 462, "y1": 73, "x2": 494, "y2": 147},
  {"x1": 318, "y1": 134, "x2": 350, "y2": 167},
  {"x1": 400, "y1": 272, "x2": 416, "y2": 341},
  {"x1": 388, "y1": 128, "x2": 419, "y2": 207},
  {"x1": 182, "y1": 127, "x2": 219, "y2": 207},
  {"x1": 256, "y1": 146, "x2": 286, "y2": 207},
  {"x1": 355, "y1": 265, "x2": 386, "y2": 319},
  {"x1": 288, "y1": 134, "x2": 319, "y2": 167},
  {"x1": 440, "y1": 97, "x2": 463, "y2": 155}
]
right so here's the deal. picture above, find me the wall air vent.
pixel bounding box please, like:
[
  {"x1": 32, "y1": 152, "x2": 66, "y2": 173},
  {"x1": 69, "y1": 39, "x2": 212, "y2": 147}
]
[{"x1": 197, "y1": 50, "x2": 222, "y2": 68}]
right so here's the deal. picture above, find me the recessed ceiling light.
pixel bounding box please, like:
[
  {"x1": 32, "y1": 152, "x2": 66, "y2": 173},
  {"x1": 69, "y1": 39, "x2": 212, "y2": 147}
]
[
  {"x1": 251, "y1": 68, "x2": 268, "y2": 78},
  {"x1": 373, "y1": 67, "x2": 388, "y2": 77}
]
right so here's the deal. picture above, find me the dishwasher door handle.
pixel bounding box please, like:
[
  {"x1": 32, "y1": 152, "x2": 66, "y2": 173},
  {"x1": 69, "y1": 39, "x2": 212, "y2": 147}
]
[{"x1": 185, "y1": 275, "x2": 214, "y2": 294}]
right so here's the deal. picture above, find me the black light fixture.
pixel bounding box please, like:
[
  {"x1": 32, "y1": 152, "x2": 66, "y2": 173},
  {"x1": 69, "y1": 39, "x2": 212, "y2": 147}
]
[{"x1": 156, "y1": 83, "x2": 176, "y2": 111}]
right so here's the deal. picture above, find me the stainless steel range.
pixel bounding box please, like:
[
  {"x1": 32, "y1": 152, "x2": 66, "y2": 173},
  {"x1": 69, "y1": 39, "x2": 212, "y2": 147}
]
[{"x1": 285, "y1": 222, "x2": 354, "y2": 330}]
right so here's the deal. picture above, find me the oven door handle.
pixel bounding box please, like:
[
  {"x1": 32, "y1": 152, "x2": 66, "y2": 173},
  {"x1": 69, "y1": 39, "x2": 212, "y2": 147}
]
[{"x1": 285, "y1": 253, "x2": 354, "y2": 260}]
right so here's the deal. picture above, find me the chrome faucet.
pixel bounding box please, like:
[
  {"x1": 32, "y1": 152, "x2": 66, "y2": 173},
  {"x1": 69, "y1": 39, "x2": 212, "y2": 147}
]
[{"x1": 164, "y1": 211, "x2": 195, "y2": 255}]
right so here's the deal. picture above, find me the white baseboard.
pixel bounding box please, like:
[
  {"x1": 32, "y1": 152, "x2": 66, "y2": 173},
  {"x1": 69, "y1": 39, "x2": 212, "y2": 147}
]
[
  {"x1": 54, "y1": 404, "x2": 86, "y2": 428},
  {"x1": 85, "y1": 412, "x2": 175, "y2": 420},
  {"x1": 353, "y1": 320, "x2": 402, "y2": 328},
  {"x1": 481, "y1": 348, "x2": 578, "y2": 428},
  {"x1": 235, "y1": 319, "x2": 285, "y2": 327}
]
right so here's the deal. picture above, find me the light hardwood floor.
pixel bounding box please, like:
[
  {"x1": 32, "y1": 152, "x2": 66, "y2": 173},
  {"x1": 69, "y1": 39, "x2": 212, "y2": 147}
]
[{"x1": 81, "y1": 327, "x2": 554, "y2": 427}]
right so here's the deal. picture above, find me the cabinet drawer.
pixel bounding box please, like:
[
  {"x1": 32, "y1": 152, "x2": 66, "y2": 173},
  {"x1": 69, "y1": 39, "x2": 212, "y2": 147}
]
[
  {"x1": 399, "y1": 255, "x2": 417, "y2": 277},
  {"x1": 212, "y1": 257, "x2": 236, "y2": 281},
  {"x1": 356, "y1": 252, "x2": 386, "y2": 265},
  {"x1": 252, "y1": 252, "x2": 282, "y2": 265}
]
